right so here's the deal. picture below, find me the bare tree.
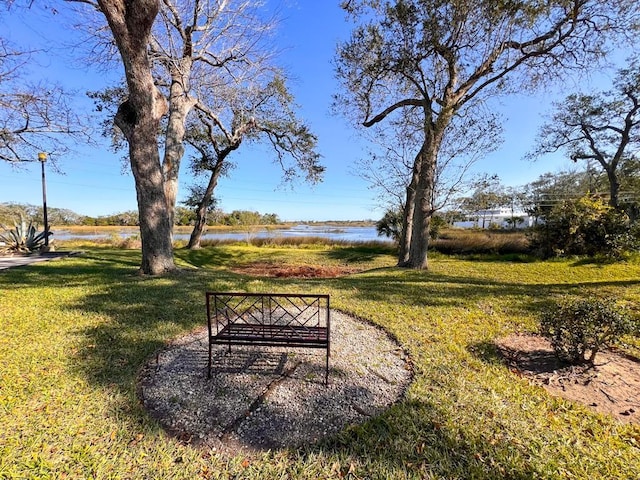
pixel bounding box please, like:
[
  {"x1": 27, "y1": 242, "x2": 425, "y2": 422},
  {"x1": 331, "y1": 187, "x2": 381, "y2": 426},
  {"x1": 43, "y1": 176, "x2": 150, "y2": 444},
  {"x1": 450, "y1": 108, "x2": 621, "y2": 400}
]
[
  {"x1": 530, "y1": 57, "x2": 640, "y2": 209},
  {"x1": 185, "y1": 76, "x2": 323, "y2": 249},
  {"x1": 0, "y1": 32, "x2": 87, "y2": 165},
  {"x1": 149, "y1": 0, "x2": 281, "y2": 229},
  {"x1": 354, "y1": 103, "x2": 502, "y2": 261},
  {"x1": 457, "y1": 174, "x2": 505, "y2": 229},
  {"x1": 335, "y1": 0, "x2": 639, "y2": 269}
]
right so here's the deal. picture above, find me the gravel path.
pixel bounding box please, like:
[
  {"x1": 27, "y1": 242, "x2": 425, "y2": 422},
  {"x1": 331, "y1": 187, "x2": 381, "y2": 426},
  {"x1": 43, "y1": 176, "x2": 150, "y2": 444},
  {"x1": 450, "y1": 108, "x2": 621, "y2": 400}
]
[{"x1": 138, "y1": 310, "x2": 412, "y2": 455}]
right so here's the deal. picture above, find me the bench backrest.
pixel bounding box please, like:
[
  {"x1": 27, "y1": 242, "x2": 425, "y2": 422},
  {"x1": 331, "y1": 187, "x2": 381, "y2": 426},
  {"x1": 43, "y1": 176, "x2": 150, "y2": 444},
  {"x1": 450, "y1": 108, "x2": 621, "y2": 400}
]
[{"x1": 206, "y1": 292, "x2": 330, "y2": 338}]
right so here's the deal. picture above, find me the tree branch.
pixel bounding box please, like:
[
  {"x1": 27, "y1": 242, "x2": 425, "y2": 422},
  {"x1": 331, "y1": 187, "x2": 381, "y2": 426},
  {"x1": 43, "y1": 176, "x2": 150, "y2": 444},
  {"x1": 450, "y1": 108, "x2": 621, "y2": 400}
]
[{"x1": 364, "y1": 98, "x2": 423, "y2": 127}]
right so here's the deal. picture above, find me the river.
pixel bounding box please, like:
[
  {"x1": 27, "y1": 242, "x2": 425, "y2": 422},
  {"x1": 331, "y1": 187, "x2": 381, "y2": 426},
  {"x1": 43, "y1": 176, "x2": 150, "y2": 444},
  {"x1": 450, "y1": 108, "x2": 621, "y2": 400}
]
[{"x1": 55, "y1": 224, "x2": 390, "y2": 243}]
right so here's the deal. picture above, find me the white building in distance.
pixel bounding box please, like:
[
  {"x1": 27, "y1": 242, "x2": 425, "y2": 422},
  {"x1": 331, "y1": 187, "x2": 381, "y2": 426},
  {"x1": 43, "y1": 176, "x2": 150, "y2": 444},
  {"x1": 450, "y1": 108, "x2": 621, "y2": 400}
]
[{"x1": 454, "y1": 207, "x2": 532, "y2": 229}]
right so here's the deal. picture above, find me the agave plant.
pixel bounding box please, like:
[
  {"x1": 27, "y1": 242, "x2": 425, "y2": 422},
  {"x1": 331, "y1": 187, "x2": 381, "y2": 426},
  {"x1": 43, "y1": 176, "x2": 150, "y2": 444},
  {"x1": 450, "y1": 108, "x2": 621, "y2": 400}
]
[{"x1": 0, "y1": 216, "x2": 50, "y2": 253}]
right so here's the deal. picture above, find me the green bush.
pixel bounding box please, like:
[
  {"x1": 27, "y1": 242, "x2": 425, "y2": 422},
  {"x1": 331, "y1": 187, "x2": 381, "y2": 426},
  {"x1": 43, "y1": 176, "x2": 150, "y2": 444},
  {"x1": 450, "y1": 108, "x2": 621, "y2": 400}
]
[
  {"x1": 540, "y1": 296, "x2": 637, "y2": 365},
  {"x1": 376, "y1": 208, "x2": 403, "y2": 242},
  {"x1": 530, "y1": 194, "x2": 639, "y2": 258},
  {"x1": 429, "y1": 214, "x2": 447, "y2": 240}
]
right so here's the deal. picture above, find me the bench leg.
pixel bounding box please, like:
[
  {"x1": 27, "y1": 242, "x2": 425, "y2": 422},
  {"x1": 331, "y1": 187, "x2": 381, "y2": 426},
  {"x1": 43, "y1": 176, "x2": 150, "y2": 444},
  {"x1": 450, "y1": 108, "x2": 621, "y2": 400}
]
[
  {"x1": 325, "y1": 349, "x2": 329, "y2": 387},
  {"x1": 207, "y1": 339, "x2": 212, "y2": 379}
]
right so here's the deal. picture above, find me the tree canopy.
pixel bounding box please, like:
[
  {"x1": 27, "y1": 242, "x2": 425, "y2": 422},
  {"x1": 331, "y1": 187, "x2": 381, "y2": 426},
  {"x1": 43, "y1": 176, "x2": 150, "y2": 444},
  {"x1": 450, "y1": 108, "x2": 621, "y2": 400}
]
[{"x1": 531, "y1": 57, "x2": 640, "y2": 209}]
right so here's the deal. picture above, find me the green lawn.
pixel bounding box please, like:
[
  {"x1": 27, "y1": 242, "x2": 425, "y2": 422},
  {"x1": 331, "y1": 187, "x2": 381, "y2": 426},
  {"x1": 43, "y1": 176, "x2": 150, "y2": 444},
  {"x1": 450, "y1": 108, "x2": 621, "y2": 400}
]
[{"x1": 1, "y1": 245, "x2": 639, "y2": 479}]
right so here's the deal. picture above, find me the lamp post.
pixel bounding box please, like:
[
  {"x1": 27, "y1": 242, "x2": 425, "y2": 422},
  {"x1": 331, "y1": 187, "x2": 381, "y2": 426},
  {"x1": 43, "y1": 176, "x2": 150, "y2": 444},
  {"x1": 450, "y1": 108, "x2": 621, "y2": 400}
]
[{"x1": 38, "y1": 152, "x2": 49, "y2": 247}]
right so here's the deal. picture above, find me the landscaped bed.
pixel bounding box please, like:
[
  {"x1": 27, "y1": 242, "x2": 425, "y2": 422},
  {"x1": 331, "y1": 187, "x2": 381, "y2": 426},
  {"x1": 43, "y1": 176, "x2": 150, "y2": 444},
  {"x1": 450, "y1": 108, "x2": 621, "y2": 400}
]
[{"x1": 1, "y1": 244, "x2": 639, "y2": 479}]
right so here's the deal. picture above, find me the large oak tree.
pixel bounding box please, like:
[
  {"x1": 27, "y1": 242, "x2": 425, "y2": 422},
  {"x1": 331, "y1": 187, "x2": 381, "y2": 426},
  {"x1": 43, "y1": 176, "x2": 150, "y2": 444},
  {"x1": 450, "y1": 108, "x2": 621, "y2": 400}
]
[
  {"x1": 335, "y1": 0, "x2": 639, "y2": 269},
  {"x1": 72, "y1": 0, "x2": 176, "y2": 275},
  {"x1": 83, "y1": 0, "x2": 319, "y2": 250}
]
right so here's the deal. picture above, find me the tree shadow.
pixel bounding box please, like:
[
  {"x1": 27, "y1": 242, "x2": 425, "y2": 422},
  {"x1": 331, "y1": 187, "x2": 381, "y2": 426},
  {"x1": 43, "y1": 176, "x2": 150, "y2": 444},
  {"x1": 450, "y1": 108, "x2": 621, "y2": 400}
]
[
  {"x1": 323, "y1": 245, "x2": 397, "y2": 263},
  {"x1": 18, "y1": 248, "x2": 636, "y2": 477},
  {"x1": 468, "y1": 340, "x2": 564, "y2": 375},
  {"x1": 327, "y1": 268, "x2": 640, "y2": 313},
  {"x1": 61, "y1": 256, "x2": 255, "y2": 392},
  {"x1": 136, "y1": 311, "x2": 411, "y2": 454},
  {"x1": 297, "y1": 398, "x2": 543, "y2": 479},
  {"x1": 175, "y1": 246, "x2": 238, "y2": 269},
  {"x1": 467, "y1": 335, "x2": 569, "y2": 376}
]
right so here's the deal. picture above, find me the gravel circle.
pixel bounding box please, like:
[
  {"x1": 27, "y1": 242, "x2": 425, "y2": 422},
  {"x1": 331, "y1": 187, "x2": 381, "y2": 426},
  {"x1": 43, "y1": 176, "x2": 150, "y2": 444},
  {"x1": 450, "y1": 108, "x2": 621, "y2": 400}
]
[{"x1": 138, "y1": 310, "x2": 413, "y2": 454}]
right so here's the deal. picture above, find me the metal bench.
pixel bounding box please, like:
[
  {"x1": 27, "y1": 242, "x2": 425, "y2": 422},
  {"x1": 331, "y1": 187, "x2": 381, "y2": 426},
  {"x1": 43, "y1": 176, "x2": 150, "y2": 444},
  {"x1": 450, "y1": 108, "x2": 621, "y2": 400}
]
[{"x1": 206, "y1": 292, "x2": 330, "y2": 385}]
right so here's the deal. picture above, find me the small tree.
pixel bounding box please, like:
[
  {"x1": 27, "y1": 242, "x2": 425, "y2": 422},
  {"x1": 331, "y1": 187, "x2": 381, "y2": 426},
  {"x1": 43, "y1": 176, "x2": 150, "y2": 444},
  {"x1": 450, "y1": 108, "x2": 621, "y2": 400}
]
[
  {"x1": 376, "y1": 208, "x2": 403, "y2": 242},
  {"x1": 504, "y1": 216, "x2": 524, "y2": 230},
  {"x1": 457, "y1": 175, "x2": 506, "y2": 229},
  {"x1": 377, "y1": 208, "x2": 445, "y2": 242},
  {"x1": 522, "y1": 169, "x2": 597, "y2": 225},
  {"x1": 184, "y1": 76, "x2": 322, "y2": 250}
]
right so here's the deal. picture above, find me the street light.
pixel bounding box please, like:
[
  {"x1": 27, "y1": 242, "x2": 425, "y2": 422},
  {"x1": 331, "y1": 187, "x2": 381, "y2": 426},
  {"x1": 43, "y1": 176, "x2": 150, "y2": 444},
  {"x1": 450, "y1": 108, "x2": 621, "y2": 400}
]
[{"x1": 38, "y1": 152, "x2": 49, "y2": 247}]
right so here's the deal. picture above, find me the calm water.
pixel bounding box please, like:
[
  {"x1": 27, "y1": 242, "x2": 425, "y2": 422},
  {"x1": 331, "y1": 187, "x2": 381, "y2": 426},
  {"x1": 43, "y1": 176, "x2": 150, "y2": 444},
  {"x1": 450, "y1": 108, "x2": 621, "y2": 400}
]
[{"x1": 55, "y1": 224, "x2": 389, "y2": 243}]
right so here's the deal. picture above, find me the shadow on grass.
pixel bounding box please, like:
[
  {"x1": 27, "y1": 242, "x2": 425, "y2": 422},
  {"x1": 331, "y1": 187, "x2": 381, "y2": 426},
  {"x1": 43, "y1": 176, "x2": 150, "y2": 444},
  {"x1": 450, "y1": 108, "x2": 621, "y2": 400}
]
[
  {"x1": 40, "y1": 249, "x2": 254, "y2": 392},
  {"x1": 298, "y1": 399, "x2": 543, "y2": 479},
  {"x1": 469, "y1": 340, "x2": 567, "y2": 376},
  {"x1": 324, "y1": 245, "x2": 397, "y2": 263},
  {"x1": 466, "y1": 340, "x2": 506, "y2": 366},
  {"x1": 175, "y1": 246, "x2": 238, "y2": 269},
  {"x1": 326, "y1": 268, "x2": 640, "y2": 314},
  {"x1": 0, "y1": 249, "x2": 142, "y2": 289},
  {"x1": 442, "y1": 253, "x2": 539, "y2": 263},
  {"x1": 10, "y1": 246, "x2": 635, "y2": 477}
]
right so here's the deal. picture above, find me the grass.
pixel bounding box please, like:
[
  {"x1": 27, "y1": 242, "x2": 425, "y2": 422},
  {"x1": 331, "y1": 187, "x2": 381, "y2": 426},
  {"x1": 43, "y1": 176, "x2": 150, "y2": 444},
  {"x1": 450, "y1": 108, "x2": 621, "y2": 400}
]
[
  {"x1": 1, "y1": 244, "x2": 640, "y2": 479},
  {"x1": 431, "y1": 228, "x2": 531, "y2": 255}
]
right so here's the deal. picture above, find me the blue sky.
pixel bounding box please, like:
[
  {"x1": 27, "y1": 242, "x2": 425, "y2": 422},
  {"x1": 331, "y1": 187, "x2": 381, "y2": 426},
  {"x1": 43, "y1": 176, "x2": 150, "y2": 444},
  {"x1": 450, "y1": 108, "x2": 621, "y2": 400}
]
[{"x1": 0, "y1": 2, "x2": 624, "y2": 221}]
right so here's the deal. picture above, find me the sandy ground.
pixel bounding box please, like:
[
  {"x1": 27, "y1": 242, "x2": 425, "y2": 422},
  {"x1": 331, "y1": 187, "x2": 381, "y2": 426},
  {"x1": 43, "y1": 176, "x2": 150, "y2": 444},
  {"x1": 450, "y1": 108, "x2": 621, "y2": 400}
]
[{"x1": 496, "y1": 334, "x2": 640, "y2": 425}]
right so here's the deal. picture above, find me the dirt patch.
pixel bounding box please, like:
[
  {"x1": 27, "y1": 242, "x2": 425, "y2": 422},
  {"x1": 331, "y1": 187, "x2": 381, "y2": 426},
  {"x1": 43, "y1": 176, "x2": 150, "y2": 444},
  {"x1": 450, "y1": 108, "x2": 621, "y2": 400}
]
[
  {"x1": 231, "y1": 262, "x2": 361, "y2": 278},
  {"x1": 496, "y1": 334, "x2": 640, "y2": 425}
]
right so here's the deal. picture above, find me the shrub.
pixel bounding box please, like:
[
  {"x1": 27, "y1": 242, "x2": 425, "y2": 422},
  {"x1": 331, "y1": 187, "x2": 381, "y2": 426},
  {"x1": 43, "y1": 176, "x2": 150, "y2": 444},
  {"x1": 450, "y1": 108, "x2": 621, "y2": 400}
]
[
  {"x1": 429, "y1": 215, "x2": 447, "y2": 240},
  {"x1": 530, "y1": 194, "x2": 640, "y2": 258},
  {"x1": 377, "y1": 209, "x2": 449, "y2": 243},
  {"x1": 540, "y1": 297, "x2": 637, "y2": 365}
]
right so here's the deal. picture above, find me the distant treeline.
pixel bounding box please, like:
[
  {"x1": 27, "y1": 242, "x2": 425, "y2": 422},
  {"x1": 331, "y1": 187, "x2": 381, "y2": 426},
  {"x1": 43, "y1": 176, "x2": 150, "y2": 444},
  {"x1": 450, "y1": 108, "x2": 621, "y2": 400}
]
[{"x1": 0, "y1": 203, "x2": 281, "y2": 227}]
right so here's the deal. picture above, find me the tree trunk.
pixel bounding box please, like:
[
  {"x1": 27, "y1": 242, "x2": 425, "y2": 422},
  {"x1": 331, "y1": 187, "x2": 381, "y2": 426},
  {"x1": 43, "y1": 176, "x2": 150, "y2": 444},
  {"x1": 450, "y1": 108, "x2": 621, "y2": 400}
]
[
  {"x1": 406, "y1": 143, "x2": 438, "y2": 269},
  {"x1": 163, "y1": 62, "x2": 196, "y2": 233},
  {"x1": 98, "y1": 0, "x2": 175, "y2": 275},
  {"x1": 400, "y1": 105, "x2": 450, "y2": 270},
  {"x1": 187, "y1": 161, "x2": 224, "y2": 249},
  {"x1": 397, "y1": 146, "x2": 423, "y2": 266},
  {"x1": 605, "y1": 167, "x2": 621, "y2": 209},
  {"x1": 128, "y1": 120, "x2": 175, "y2": 274}
]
